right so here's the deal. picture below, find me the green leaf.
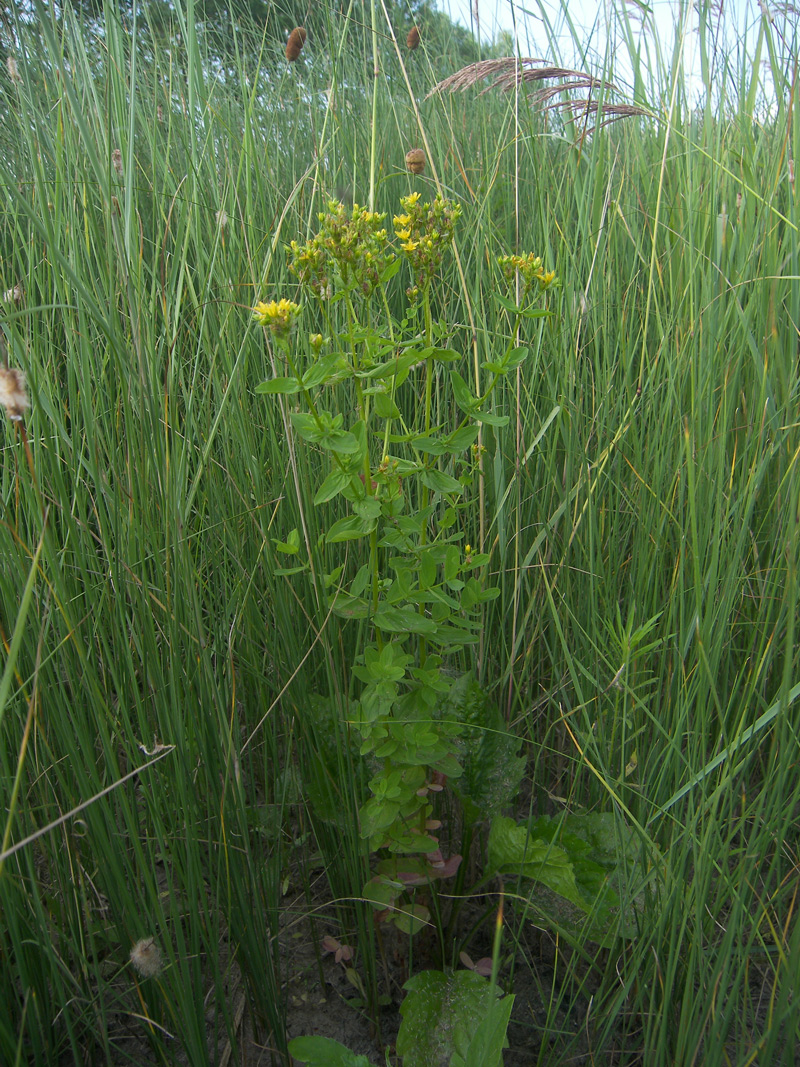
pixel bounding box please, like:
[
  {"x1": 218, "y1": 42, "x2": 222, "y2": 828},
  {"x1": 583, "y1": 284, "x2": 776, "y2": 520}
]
[
  {"x1": 289, "y1": 411, "x2": 361, "y2": 454},
  {"x1": 360, "y1": 352, "x2": 420, "y2": 381},
  {"x1": 391, "y1": 902, "x2": 431, "y2": 935},
  {"x1": 472, "y1": 410, "x2": 509, "y2": 428},
  {"x1": 327, "y1": 514, "x2": 375, "y2": 543},
  {"x1": 397, "y1": 971, "x2": 504, "y2": 1067},
  {"x1": 446, "y1": 425, "x2": 481, "y2": 450},
  {"x1": 449, "y1": 369, "x2": 479, "y2": 414},
  {"x1": 442, "y1": 675, "x2": 525, "y2": 825},
  {"x1": 487, "y1": 816, "x2": 586, "y2": 911},
  {"x1": 494, "y1": 292, "x2": 525, "y2": 313},
  {"x1": 420, "y1": 469, "x2": 464, "y2": 495},
  {"x1": 426, "y1": 346, "x2": 461, "y2": 362},
  {"x1": 314, "y1": 469, "x2": 354, "y2": 505},
  {"x1": 330, "y1": 593, "x2": 370, "y2": 619},
  {"x1": 302, "y1": 354, "x2": 351, "y2": 389},
  {"x1": 288, "y1": 1035, "x2": 371, "y2": 1067},
  {"x1": 505, "y1": 345, "x2": 530, "y2": 368},
  {"x1": 273, "y1": 528, "x2": 300, "y2": 555},
  {"x1": 413, "y1": 436, "x2": 449, "y2": 456},
  {"x1": 453, "y1": 993, "x2": 515, "y2": 1067},
  {"x1": 373, "y1": 391, "x2": 401, "y2": 419},
  {"x1": 374, "y1": 605, "x2": 437, "y2": 636},
  {"x1": 255, "y1": 376, "x2": 300, "y2": 394}
]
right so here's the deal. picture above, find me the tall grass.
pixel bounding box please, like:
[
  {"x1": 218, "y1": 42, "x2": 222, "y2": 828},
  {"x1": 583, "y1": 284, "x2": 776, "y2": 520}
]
[{"x1": 0, "y1": 0, "x2": 798, "y2": 1063}]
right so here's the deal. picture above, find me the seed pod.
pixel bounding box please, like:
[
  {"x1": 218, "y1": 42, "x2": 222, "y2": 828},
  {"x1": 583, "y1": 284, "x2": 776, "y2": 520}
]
[
  {"x1": 405, "y1": 148, "x2": 426, "y2": 175},
  {"x1": 407, "y1": 26, "x2": 420, "y2": 50},
  {"x1": 286, "y1": 26, "x2": 306, "y2": 62}
]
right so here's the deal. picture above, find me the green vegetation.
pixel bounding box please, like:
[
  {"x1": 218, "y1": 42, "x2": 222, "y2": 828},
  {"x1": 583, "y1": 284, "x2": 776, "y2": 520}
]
[{"x1": 0, "y1": 0, "x2": 798, "y2": 1064}]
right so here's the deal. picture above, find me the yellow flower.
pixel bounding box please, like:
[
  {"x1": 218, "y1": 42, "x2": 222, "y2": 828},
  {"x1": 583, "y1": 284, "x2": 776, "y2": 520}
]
[
  {"x1": 405, "y1": 191, "x2": 421, "y2": 206},
  {"x1": 395, "y1": 228, "x2": 411, "y2": 241},
  {"x1": 253, "y1": 298, "x2": 301, "y2": 336},
  {"x1": 401, "y1": 239, "x2": 418, "y2": 253},
  {"x1": 393, "y1": 214, "x2": 411, "y2": 229}
]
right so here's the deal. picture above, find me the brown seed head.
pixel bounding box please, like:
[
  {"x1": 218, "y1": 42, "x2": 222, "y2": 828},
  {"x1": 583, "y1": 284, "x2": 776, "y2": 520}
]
[
  {"x1": 111, "y1": 148, "x2": 123, "y2": 177},
  {"x1": 286, "y1": 26, "x2": 307, "y2": 62},
  {"x1": 407, "y1": 26, "x2": 420, "y2": 50},
  {"x1": 405, "y1": 148, "x2": 426, "y2": 175},
  {"x1": 7, "y1": 56, "x2": 21, "y2": 83},
  {"x1": 3, "y1": 283, "x2": 23, "y2": 306},
  {"x1": 0, "y1": 367, "x2": 30, "y2": 422}
]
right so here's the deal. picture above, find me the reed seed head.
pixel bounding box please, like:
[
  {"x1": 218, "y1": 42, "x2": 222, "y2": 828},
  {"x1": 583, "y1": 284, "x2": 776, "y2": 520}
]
[
  {"x1": 3, "y1": 283, "x2": 23, "y2": 306},
  {"x1": 405, "y1": 148, "x2": 426, "y2": 175},
  {"x1": 111, "y1": 148, "x2": 123, "y2": 177},
  {"x1": 216, "y1": 208, "x2": 228, "y2": 231},
  {"x1": 130, "y1": 937, "x2": 162, "y2": 979},
  {"x1": 0, "y1": 368, "x2": 29, "y2": 422},
  {"x1": 7, "y1": 56, "x2": 21, "y2": 83},
  {"x1": 407, "y1": 26, "x2": 420, "y2": 50},
  {"x1": 286, "y1": 26, "x2": 306, "y2": 62}
]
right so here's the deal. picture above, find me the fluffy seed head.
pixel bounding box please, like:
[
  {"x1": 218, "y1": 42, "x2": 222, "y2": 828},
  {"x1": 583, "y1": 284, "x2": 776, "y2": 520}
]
[
  {"x1": 405, "y1": 148, "x2": 426, "y2": 175},
  {"x1": 111, "y1": 148, "x2": 123, "y2": 177},
  {"x1": 130, "y1": 938, "x2": 162, "y2": 979},
  {"x1": 7, "y1": 57, "x2": 21, "y2": 83},
  {"x1": 286, "y1": 26, "x2": 307, "y2": 62},
  {"x1": 407, "y1": 26, "x2": 420, "y2": 50},
  {"x1": 216, "y1": 208, "x2": 228, "y2": 231},
  {"x1": 0, "y1": 368, "x2": 30, "y2": 422},
  {"x1": 4, "y1": 284, "x2": 23, "y2": 306}
]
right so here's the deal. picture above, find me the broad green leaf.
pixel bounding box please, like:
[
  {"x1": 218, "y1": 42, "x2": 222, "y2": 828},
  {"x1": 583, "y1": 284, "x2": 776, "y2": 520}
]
[
  {"x1": 420, "y1": 469, "x2": 464, "y2": 495},
  {"x1": 288, "y1": 1035, "x2": 371, "y2": 1067},
  {"x1": 360, "y1": 352, "x2": 420, "y2": 380},
  {"x1": 426, "y1": 346, "x2": 461, "y2": 362},
  {"x1": 374, "y1": 605, "x2": 437, "y2": 635},
  {"x1": 452, "y1": 993, "x2": 515, "y2": 1067},
  {"x1": 302, "y1": 354, "x2": 351, "y2": 389},
  {"x1": 472, "y1": 409, "x2": 509, "y2": 428},
  {"x1": 397, "y1": 971, "x2": 503, "y2": 1067},
  {"x1": 391, "y1": 902, "x2": 430, "y2": 935},
  {"x1": 313, "y1": 469, "x2": 353, "y2": 505},
  {"x1": 330, "y1": 593, "x2": 370, "y2": 619},
  {"x1": 487, "y1": 816, "x2": 586, "y2": 911},
  {"x1": 327, "y1": 515, "x2": 375, "y2": 542},
  {"x1": 442, "y1": 675, "x2": 525, "y2": 825},
  {"x1": 449, "y1": 369, "x2": 479, "y2": 414},
  {"x1": 413, "y1": 436, "x2": 449, "y2": 456},
  {"x1": 273, "y1": 528, "x2": 300, "y2": 555},
  {"x1": 255, "y1": 376, "x2": 300, "y2": 395},
  {"x1": 445, "y1": 425, "x2": 480, "y2": 450},
  {"x1": 373, "y1": 390, "x2": 401, "y2": 419}
]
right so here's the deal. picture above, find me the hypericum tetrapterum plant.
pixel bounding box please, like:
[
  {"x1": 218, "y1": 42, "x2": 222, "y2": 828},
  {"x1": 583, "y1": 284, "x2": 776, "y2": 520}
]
[{"x1": 255, "y1": 194, "x2": 557, "y2": 938}]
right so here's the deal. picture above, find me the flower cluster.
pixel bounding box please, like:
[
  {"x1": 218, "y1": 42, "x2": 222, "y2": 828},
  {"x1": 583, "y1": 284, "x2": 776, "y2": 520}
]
[
  {"x1": 393, "y1": 192, "x2": 461, "y2": 299},
  {"x1": 497, "y1": 253, "x2": 557, "y2": 296},
  {"x1": 288, "y1": 201, "x2": 393, "y2": 300},
  {"x1": 253, "y1": 298, "x2": 302, "y2": 337}
]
